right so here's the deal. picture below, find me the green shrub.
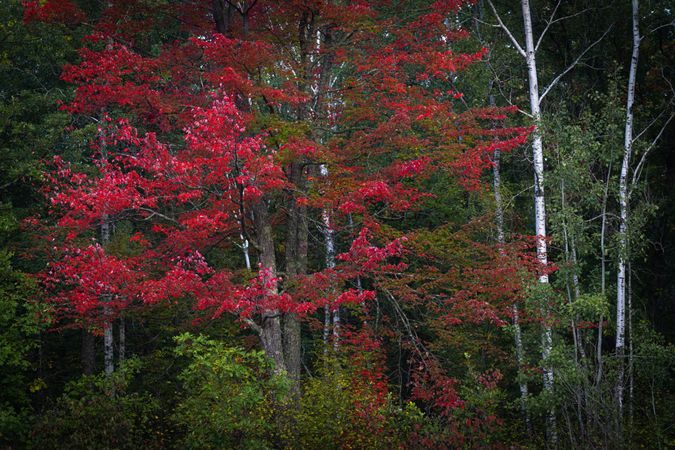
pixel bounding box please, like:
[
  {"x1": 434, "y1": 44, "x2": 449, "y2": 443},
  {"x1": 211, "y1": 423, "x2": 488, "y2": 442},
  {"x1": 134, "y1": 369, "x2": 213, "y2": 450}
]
[
  {"x1": 285, "y1": 352, "x2": 439, "y2": 449},
  {"x1": 30, "y1": 358, "x2": 160, "y2": 450},
  {"x1": 171, "y1": 333, "x2": 289, "y2": 449}
]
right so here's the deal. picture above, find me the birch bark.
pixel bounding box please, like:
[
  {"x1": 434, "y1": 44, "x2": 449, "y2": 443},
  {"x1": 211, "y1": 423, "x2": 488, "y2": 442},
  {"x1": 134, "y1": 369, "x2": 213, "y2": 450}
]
[
  {"x1": 320, "y1": 163, "x2": 338, "y2": 347},
  {"x1": 616, "y1": 0, "x2": 640, "y2": 415},
  {"x1": 493, "y1": 147, "x2": 531, "y2": 431},
  {"x1": 101, "y1": 216, "x2": 114, "y2": 377},
  {"x1": 241, "y1": 233, "x2": 251, "y2": 270},
  {"x1": 99, "y1": 126, "x2": 114, "y2": 377},
  {"x1": 489, "y1": 90, "x2": 530, "y2": 431},
  {"x1": 520, "y1": 0, "x2": 556, "y2": 443},
  {"x1": 486, "y1": 9, "x2": 610, "y2": 439}
]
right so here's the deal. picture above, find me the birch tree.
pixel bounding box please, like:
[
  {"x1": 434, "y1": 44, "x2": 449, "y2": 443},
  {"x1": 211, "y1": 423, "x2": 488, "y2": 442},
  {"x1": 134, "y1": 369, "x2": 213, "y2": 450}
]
[
  {"x1": 487, "y1": 88, "x2": 531, "y2": 431},
  {"x1": 100, "y1": 216, "x2": 114, "y2": 377},
  {"x1": 487, "y1": 0, "x2": 555, "y2": 441},
  {"x1": 615, "y1": 0, "x2": 641, "y2": 417},
  {"x1": 614, "y1": 0, "x2": 675, "y2": 418},
  {"x1": 486, "y1": 0, "x2": 611, "y2": 444},
  {"x1": 99, "y1": 130, "x2": 114, "y2": 377}
]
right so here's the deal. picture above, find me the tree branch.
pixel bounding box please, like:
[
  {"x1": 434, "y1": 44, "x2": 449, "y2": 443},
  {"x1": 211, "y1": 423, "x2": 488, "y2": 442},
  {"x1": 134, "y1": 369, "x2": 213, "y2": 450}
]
[
  {"x1": 535, "y1": 5, "x2": 596, "y2": 52},
  {"x1": 244, "y1": 318, "x2": 263, "y2": 335},
  {"x1": 534, "y1": 0, "x2": 562, "y2": 52},
  {"x1": 647, "y1": 20, "x2": 674, "y2": 35},
  {"x1": 539, "y1": 25, "x2": 612, "y2": 104},
  {"x1": 633, "y1": 107, "x2": 670, "y2": 143},
  {"x1": 138, "y1": 207, "x2": 181, "y2": 226},
  {"x1": 487, "y1": 0, "x2": 526, "y2": 58},
  {"x1": 630, "y1": 113, "x2": 674, "y2": 191}
]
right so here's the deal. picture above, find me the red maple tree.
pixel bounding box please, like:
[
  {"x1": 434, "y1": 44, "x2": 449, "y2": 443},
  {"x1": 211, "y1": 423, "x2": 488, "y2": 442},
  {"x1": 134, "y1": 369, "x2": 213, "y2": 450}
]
[{"x1": 29, "y1": 1, "x2": 536, "y2": 438}]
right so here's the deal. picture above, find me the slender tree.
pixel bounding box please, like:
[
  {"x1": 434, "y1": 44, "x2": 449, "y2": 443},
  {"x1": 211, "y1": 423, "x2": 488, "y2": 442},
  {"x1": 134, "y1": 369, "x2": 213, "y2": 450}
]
[{"x1": 616, "y1": 0, "x2": 641, "y2": 418}]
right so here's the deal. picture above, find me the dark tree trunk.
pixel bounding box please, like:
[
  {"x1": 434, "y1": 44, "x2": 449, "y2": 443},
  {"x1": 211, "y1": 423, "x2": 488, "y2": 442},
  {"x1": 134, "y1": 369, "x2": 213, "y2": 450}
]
[
  {"x1": 212, "y1": 0, "x2": 233, "y2": 35},
  {"x1": 81, "y1": 329, "x2": 96, "y2": 376},
  {"x1": 118, "y1": 316, "x2": 125, "y2": 363},
  {"x1": 283, "y1": 162, "x2": 308, "y2": 391},
  {"x1": 253, "y1": 199, "x2": 287, "y2": 374}
]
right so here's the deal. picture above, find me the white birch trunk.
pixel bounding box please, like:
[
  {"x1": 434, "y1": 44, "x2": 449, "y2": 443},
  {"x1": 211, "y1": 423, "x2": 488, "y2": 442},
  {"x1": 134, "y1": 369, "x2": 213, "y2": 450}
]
[
  {"x1": 496, "y1": 157, "x2": 531, "y2": 430},
  {"x1": 561, "y1": 180, "x2": 587, "y2": 362},
  {"x1": 99, "y1": 127, "x2": 115, "y2": 377},
  {"x1": 101, "y1": 216, "x2": 114, "y2": 377},
  {"x1": 628, "y1": 260, "x2": 634, "y2": 431},
  {"x1": 103, "y1": 320, "x2": 114, "y2": 376},
  {"x1": 490, "y1": 93, "x2": 531, "y2": 431},
  {"x1": 241, "y1": 233, "x2": 251, "y2": 270},
  {"x1": 492, "y1": 147, "x2": 505, "y2": 247},
  {"x1": 597, "y1": 161, "x2": 612, "y2": 384},
  {"x1": 521, "y1": 0, "x2": 555, "y2": 442},
  {"x1": 320, "y1": 164, "x2": 340, "y2": 347},
  {"x1": 323, "y1": 303, "x2": 331, "y2": 346},
  {"x1": 320, "y1": 167, "x2": 335, "y2": 266},
  {"x1": 616, "y1": 0, "x2": 640, "y2": 415}
]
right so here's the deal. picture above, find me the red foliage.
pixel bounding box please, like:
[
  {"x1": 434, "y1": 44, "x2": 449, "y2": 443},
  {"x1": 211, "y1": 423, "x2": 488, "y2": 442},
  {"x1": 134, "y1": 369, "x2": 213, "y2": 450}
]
[
  {"x1": 29, "y1": 3, "x2": 539, "y2": 442},
  {"x1": 42, "y1": 244, "x2": 137, "y2": 319},
  {"x1": 23, "y1": 0, "x2": 85, "y2": 25}
]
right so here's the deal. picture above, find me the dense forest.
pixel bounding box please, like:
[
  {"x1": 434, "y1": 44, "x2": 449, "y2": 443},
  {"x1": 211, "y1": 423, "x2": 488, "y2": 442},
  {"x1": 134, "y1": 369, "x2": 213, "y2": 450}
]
[{"x1": 0, "y1": 0, "x2": 673, "y2": 448}]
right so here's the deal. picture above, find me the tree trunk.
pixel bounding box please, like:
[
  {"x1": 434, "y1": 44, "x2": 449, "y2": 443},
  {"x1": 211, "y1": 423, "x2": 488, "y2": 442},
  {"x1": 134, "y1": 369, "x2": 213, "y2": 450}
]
[
  {"x1": 521, "y1": 0, "x2": 556, "y2": 443},
  {"x1": 261, "y1": 313, "x2": 286, "y2": 374},
  {"x1": 597, "y1": 161, "x2": 612, "y2": 385},
  {"x1": 241, "y1": 233, "x2": 251, "y2": 270},
  {"x1": 103, "y1": 314, "x2": 114, "y2": 376},
  {"x1": 212, "y1": 0, "x2": 233, "y2": 36},
  {"x1": 253, "y1": 200, "x2": 286, "y2": 374},
  {"x1": 628, "y1": 260, "x2": 635, "y2": 438},
  {"x1": 81, "y1": 328, "x2": 96, "y2": 375},
  {"x1": 490, "y1": 93, "x2": 531, "y2": 432},
  {"x1": 118, "y1": 316, "x2": 125, "y2": 363},
  {"x1": 100, "y1": 215, "x2": 114, "y2": 377},
  {"x1": 616, "y1": 0, "x2": 640, "y2": 419},
  {"x1": 283, "y1": 162, "x2": 308, "y2": 390},
  {"x1": 320, "y1": 164, "x2": 337, "y2": 347}
]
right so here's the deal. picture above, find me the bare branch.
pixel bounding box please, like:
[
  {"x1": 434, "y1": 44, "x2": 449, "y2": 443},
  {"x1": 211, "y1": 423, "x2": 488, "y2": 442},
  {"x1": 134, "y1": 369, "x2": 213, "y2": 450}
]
[
  {"x1": 483, "y1": 58, "x2": 530, "y2": 115},
  {"x1": 383, "y1": 289, "x2": 431, "y2": 370},
  {"x1": 535, "y1": 0, "x2": 562, "y2": 52},
  {"x1": 536, "y1": 7, "x2": 596, "y2": 52},
  {"x1": 539, "y1": 25, "x2": 612, "y2": 104},
  {"x1": 487, "y1": 0, "x2": 526, "y2": 58},
  {"x1": 472, "y1": 17, "x2": 502, "y2": 30},
  {"x1": 244, "y1": 318, "x2": 263, "y2": 335},
  {"x1": 660, "y1": 67, "x2": 675, "y2": 97},
  {"x1": 647, "y1": 20, "x2": 674, "y2": 35},
  {"x1": 630, "y1": 113, "x2": 674, "y2": 191},
  {"x1": 633, "y1": 107, "x2": 670, "y2": 143},
  {"x1": 138, "y1": 207, "x2": 181, "y2": 226},
  {"x1": 223, "y1": 0, "x2": 243, "y2": 15}
]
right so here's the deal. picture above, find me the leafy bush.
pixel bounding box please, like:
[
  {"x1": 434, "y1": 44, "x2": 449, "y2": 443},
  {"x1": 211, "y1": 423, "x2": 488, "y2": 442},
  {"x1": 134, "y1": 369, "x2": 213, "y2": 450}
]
[
  {"x1": 0, "y1": 249, "x2": 43, "y2": 447},
  {"x1": 286, "y1": 350, "x2": 442, "y2": 449},
  {"x1": 30, "y1": 358, "x2": 161, "y2": 449},
  {"x1": 171, "y1": 333, "x2": 289, "y2": 449}
]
